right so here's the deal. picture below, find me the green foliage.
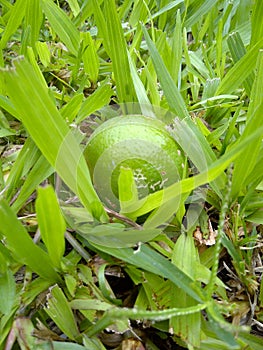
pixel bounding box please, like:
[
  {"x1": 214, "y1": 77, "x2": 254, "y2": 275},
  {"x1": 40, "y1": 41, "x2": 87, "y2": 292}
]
[
  {"x1": 0, "y1": 0, "x2": 262, "y2": 349},
  {"x1": 36, "y1": 185, "x2": 66, "y2": 269},
  {"x1": 0, "y1": 198, "x2": 60, "y2": 282}
]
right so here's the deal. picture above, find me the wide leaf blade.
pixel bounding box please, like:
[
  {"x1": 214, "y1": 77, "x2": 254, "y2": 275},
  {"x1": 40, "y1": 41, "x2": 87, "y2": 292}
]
[
  {"x1": 45, "y1": 284, "x2": 80, "y2": 340},
  {"x1": 40, "y1": 0, "x2": 80, "y2": 56},
  {"x1": 3, "y1": 58, "x2": 106, "y2": 221},
  {"x1": 0, "y1": 198, "x2": 60, "y2": 282},
  {"x1": 104, "y1": 0, "x2": 136, "y2": 104},
  {"x1": 36, "y1": 185, "x2": 66, "y2": 269}
]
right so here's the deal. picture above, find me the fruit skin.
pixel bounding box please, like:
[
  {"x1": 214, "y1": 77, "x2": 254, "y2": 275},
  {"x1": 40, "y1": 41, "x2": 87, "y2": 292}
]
[{"x1": 84, "y1": 115, "x2": 185, "y2": 209}]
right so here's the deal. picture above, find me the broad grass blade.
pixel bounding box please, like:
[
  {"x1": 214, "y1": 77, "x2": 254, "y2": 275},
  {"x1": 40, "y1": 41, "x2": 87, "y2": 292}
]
[
  {"x1": 171, "y1": 232, "x2": 201, "y2": 347},
  {"x1": 227, "y1": 32, "x2": 254, "y2": 95},
  {"x1": 40, "y1": 0, "x2": 80, "y2": 56},
  {"x1": 104, "y1": 0, "x2": 136, "y2": 104},
  {"x1": 67, "y1": 0, "x2": 80, "y2": 16},
  {"x1": 4, "y1": 137, "x2": 40, "y2": 201},
  {"x1": 76, "y1": 82, "x2": 113, "y2": 123},
  {"x1": 250, "y1": 0, "x2": 263, "y2": 48},
  {"x1": 0, "y1": 96, "x2": 20, "y2": 120},
  {"x1": 0, "y1": 0, "x2": 26, "y2": 49},
  {"x1": 65, "y1": 341, "x2": 102, "y2": 350},
  {"x1": 127, "y1": 51, "x2": 155, "y2": 118},
  {"x1": 0, "y1": 198, "x2": 60, "y2": 282},
  {"x1": 60, "y1": 93, "x2": 83, "y2": 122},
  {"x1": 81, "y1": 32, "x2": 99, "y2": 84},
  {"x1": 149, "y1": 0, "x2": 184, "y2": 22},
  {"x1": 45, "y1": 284, "x2": 80, "y2": 340},
  {"x1": 231, "y1": 51, "x2": 263, "y2": 198},
  {"x1": 3, "y1": 58, "x2": 106, "y2": 221},
  {"x1": 36, "y1": 185, "x2": 66, "y2": 269},
  {"x1": 129, "y1": 0, "x2": 148, "y2": 27},
  {"x1": 79, "y1": 224, "x2": 160, "y2": 248},
  {"x1": 90, "y1": 0, "x2": 110, "y2": 54},
  {"x1": 141, "y1": 25, "x2": 188, "y2": 119},
  {"x1": 25, "y1": 0, "x2": 43, "y2": 46},
  {"x1": 35, "y1": 41, "x2": 51, "y2": 67},
  {"x1": 170, "y1": 10, "x2": 182, "y2": 86},
  {"x1": 184, "y1": 0, "x2": 218, "y2": 28},
  {"x1": 12, "y1": 155, "x2": 53, "y2": 213},
  {"x1": 238, "y1": 332, "x2": 263, "y2": 350},
  {"x1": 4, "y1": 137, "x2": 53, "y2": 213},
  {"x1": 87, "y1": 301, "x2": 206, "y2": 338},
  {"x1": 0, "y1": 269, "x2": 16, "y2": 315},
  {"x1": 118, "y1": 166, "x2": 139, "y2": 219},
  {"x1": 216, "y1": 38, "x2": 263, "y2": 95}
]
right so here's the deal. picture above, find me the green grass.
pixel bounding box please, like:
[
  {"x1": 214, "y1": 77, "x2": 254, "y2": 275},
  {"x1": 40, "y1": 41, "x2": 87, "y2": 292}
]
[{"x1": 0, "y1": 0, "x2": 263, "y2": 349}]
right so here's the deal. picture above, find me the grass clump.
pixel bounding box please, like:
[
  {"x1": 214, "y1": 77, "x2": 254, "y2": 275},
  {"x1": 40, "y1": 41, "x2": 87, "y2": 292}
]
[{"x1": 0, "y1": 0, "x2": 263, "y2": 349}]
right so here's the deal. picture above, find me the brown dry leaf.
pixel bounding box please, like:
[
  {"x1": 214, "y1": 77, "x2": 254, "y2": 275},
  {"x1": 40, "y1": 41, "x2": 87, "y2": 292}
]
[
  {"x1": 193, "y1": 221, "x2": 217, "y2": 246},
  {"x1": 121, "y1": 338, "x2": 145, "y2": 350}
]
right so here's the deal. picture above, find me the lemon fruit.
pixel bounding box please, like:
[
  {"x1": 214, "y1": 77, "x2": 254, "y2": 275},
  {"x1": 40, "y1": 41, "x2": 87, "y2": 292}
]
[{"x1": 84, "y1": 115, "x2": 185, "y2": 209}]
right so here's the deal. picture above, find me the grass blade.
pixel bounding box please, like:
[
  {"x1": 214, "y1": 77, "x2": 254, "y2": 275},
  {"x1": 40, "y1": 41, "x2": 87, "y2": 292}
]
[
  {"x1": 76, "y1": 82, "x2": 113, "y2": 123},
  {"x1": 184, "y1": 0, "x2": 218, "y2": 29},
  {"x1": 231, "y1": 50, "x2": 263, "y2": 198},
  {"x1": 90, "y1": 242, "x2": 205, "y2": 303},
  {"x1": 149, "y1": 0, "x2": 184, "y2": 22},
  {"x1": 0, "y1": 0, "x2": 26, "y2": 49},
  {"x1": 3, "y1": 58, "x2": 106, "y2": 221},
  {"x1": 0, "y1": 269, "x2": 16, "y2": 315},
  {"x1": 104, "y1": 0, "x2": 136, "y2": 104},
  {"x1": 0, "y1": 198, "x2": 60, "y2": 282},
  {"x1": 40, "y1": 0, "x2": 80, "y2": 56},
  {"x1": 12, "y1": 155, "x2": 53, "y2": 213},
  {"x1": 170, "y1": 10, "x2": 182, "y2": 85},
  {"x1": 79, "y1": 225, "x2": 160, "y2": 248},
  {"x1": 4, "y1": 137, "x2": 53, "y2": 213},
  {"x1": 216, "y1": 38, "x2": 263, "y2": 95},
  {"x1": 45, "y1": 284, "x2": 80, "y2": 340},
  {"x1": 60, "y1": 93, "x2": 83, "y2": 122},
  {"x1": 227, "y1": 32, "x2": 254, "y2": 95},
  {"x1": 141, "y1": 25, "x2": 188, "y2": 119},
  {"x1": 67, "y1": 0, "x2": 80, "y2": 17},
  {"x1": 127, "y1": 51, "x2": 154, "y2": 117},
  {"x1": 90, "y1": 0, "x2": 110, "y2": 54},
  {"x1": 250, "y1": 0, "x2": 263, "y2": 48},
  {"x1": 25, "y1": 0, "x2": 43, "y2": 46},
  {"x1": 171, "y1": 232, "x2": 201, "y2": 347},
  {"x1": 36, "y1": 185, "x2": 66, "y2": 269},
  {"x1": 81, "y1": 32, "x2": 100, "y2": 84},
  {"x1": 118, "y1": 166, "x2": 139, "y2": 218}
]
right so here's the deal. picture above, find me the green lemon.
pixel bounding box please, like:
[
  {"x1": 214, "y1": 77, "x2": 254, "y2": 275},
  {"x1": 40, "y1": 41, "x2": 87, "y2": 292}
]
[{"x1": 84, "y1": 115, "x2": 185, "y2": 209}]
